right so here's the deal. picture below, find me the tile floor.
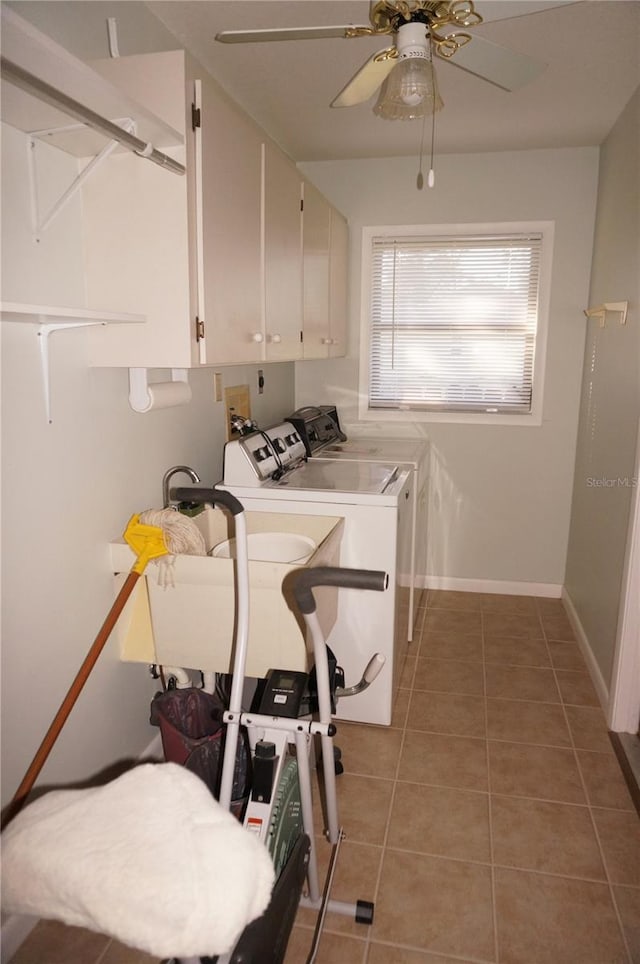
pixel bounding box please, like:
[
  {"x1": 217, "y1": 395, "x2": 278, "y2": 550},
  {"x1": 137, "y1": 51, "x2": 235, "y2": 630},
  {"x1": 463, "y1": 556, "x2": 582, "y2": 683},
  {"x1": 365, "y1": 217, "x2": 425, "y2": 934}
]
[{"x1": 9, "y1": 591, "x2": 640, "y2": 964}]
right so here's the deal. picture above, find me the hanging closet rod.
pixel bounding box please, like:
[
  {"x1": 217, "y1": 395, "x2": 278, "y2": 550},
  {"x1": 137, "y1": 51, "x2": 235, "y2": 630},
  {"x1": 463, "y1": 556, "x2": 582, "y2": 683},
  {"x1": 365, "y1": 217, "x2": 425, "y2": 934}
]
[{"x1": 0, "y1": 56, "x2": 185, "y2": 176}]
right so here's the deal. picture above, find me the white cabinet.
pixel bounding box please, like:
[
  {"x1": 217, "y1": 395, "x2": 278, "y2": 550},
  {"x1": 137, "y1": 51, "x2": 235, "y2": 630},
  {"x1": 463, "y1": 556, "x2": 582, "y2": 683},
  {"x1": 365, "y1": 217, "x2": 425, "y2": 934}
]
[
  {"x1": 328, "y1": 208, "x2": 349, "y2": 358},
  {"x1": 85, "y1": 50, "x2": 268, "y2": 369},
  {"x1": 301, "y1": 181, "x2": 348, "y2": 360},
  {"x1": 198, "y1": 73, "x2": 263, "y2": 365},
  {"x1": 262, "y1": 142, "x2": 303, "y2": 362},
  {"x1": 83, "y1": 50, "x2": 198, "y2": 369},
  {"x1": 3, "y1": 16, "x2": 348, "y2": 371},
  {"x1": 301, "y1": 180, "x2": 330, "y2": 360},
  {"x1": 85, "y1": 52, "x2": 309, "y2": 369}
]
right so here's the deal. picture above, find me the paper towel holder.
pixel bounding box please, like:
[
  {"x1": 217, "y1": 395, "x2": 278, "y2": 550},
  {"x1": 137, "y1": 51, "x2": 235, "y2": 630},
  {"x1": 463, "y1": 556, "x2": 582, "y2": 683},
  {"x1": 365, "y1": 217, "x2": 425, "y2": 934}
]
[{"x1": 128, "y1": 367, "x2": 192, "y2": 413}]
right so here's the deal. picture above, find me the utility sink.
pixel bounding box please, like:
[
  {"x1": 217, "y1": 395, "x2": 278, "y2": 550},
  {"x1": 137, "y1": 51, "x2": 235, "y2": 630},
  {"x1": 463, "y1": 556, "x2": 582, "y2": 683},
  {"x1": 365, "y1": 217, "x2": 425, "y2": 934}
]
[
  {"x1": 211, "y1": 532, "x2": 316, "y2": 564},
  {"x1": 110, "y1": 509, "x2": 343, "y2": 677}
]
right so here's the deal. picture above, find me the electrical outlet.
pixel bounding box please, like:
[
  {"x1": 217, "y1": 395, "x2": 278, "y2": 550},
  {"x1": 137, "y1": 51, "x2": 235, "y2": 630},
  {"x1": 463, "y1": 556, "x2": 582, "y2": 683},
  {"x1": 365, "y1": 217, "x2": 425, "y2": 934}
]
[{"x1": 224, "y1": 384, "x2": 251, "y2": 440}]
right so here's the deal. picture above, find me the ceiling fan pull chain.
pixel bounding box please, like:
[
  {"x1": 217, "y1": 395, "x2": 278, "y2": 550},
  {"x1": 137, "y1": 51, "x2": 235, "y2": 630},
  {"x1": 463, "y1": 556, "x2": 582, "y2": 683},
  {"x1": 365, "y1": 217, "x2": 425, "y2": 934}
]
[
  {"x1": 428, "y1": 35, "x2": 436, "y2": 187},
  {"x1": 416, "y1": 109, "x2": 427, "y2": 189},
  {"x1": 416, "y1": 34, "x2": 437, "y2": 190},
  {"x1": 428, "y1": 82, "x2": 436, "y2": 188}
]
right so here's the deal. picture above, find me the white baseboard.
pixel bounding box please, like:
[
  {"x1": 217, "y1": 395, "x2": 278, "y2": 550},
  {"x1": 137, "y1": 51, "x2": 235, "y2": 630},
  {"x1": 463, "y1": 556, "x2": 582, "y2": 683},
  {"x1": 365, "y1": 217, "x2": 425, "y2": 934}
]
[
  {"x1": 1, "y1": 914, "x2": 39, "y2": 964},
  {"x1": 561, "y1": 587, "x2": 609, "y2": 712},
  {"x1": 137, "y1": 733, "x2": 163, "y2": 761},
  {"x1": 0, "y1": 733, "x2": 164, "y2": 963},
  {"x1": 418, "y1": 575, "x2": 563, "y2": 598}
]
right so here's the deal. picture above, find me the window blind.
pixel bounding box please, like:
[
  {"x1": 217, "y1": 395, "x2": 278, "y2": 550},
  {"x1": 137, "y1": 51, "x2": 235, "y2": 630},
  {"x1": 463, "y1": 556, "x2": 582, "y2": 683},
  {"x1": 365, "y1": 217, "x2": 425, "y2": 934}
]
[{"x1": 368, "y1": 234, "x2": 542, "y2": 414}]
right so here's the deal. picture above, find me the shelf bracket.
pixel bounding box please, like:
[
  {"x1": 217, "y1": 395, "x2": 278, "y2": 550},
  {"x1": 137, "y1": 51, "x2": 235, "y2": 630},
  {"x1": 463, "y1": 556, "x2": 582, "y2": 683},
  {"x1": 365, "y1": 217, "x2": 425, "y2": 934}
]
[
  {"x1": 3, "y1": 302, "x2": 144, "y2": 424},
  {"x1": 584, "y1": 301, "x2": 629, "y2": 328},
  {"x1": 28, "y1": 119, "x2": 134, "y2": 239},
  {"x1": 128, "y1": 368, "x2": 192, "y2": 414},
  {"x1": 38, "y1": 320, "x2": 105, "y2": 424},
  {"x1": 1, "y1": 53, "x2": 185, "y2": 176}
]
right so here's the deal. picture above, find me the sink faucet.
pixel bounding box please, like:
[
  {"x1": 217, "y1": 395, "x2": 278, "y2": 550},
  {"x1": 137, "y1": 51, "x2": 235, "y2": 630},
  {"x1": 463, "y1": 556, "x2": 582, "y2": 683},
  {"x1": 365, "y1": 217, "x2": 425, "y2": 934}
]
[{"x1": 162, "y1": 465, "x2": 201, "y2": 508}]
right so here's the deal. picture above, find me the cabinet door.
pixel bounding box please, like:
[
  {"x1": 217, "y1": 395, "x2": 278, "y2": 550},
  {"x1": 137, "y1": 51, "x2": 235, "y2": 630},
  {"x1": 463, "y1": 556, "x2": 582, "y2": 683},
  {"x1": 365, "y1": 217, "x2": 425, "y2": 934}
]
[
  {"x1": 329, "y1": 209, "x2": 348, "y2": 358},
  {"x1": 85, "y1": 51, "x2": 193, "y2": 369},
  {"x1": 263, "y1": 142, "x2": 303, "y2": 361},
  {"x1": 199, "y1": 73, "x2": 263, "y2": 364},
  {"x1": 301, "y1": 180, "x2": 331, "y2": 359}
]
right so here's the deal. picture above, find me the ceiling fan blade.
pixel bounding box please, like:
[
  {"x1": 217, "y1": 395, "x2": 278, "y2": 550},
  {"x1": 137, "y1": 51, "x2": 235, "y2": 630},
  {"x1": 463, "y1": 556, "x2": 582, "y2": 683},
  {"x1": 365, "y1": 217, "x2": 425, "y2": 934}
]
[
  {"x1": 215, "y1": 25, "x2": 366, "y2": 44},
  {"x1": 331, "y1": 49, "x2": 396, "y2": 108},
  {"x1": 476, "y1": 1, "x2": 578, "y2": 24},
  {"x1": 441, "y1": 34, "x2": 546, "y2": 91}
]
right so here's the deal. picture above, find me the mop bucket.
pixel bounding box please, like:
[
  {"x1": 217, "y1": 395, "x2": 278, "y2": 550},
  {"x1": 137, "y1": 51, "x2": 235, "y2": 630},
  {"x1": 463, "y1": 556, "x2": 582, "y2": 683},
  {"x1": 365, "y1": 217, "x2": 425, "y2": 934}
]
[{"x1": 150, "y1": 687, "x2": 251, "y2": 819}]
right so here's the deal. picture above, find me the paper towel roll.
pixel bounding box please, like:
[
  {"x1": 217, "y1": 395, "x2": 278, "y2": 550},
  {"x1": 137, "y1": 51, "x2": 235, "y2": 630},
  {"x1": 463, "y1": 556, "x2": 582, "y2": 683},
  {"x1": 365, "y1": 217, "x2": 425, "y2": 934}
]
[
  {"x1": 144, "y1": 380, "x2": 192, "y2": 411},
  {"x1": 128, "y1": 368, "x2": 192, "y2": 413}
]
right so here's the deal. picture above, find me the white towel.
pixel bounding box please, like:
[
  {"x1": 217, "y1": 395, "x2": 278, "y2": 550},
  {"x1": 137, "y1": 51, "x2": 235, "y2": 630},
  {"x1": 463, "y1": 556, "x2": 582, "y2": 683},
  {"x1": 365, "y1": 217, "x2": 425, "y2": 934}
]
[{"x1": 1, "y1": 763, "x2": 275, "y2": 959}]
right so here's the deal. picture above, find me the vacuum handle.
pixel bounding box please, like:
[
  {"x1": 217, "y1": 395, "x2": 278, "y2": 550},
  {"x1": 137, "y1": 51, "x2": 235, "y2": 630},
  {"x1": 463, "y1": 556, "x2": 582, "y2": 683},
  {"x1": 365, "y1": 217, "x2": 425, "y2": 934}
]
[
  {"x1": 292, "y1": 566, "x2": 388, "y2": 614},
  {"x1": 170, "y1": 486, "x2": 244, "y2": 516}
]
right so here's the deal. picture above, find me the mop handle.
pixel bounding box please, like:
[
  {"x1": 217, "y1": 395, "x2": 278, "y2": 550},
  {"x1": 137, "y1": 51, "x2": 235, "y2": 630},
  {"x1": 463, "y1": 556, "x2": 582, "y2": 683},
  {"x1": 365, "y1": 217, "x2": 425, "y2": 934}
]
[
  {"x1": 3, "y1": 513, "x2": 175, "y2": 828},
  {"x1": 3, "y1": 569, "x2": 142, "y2": 828},
  {"x1": 291, "y1": 566, "x2": 388, "y2": 614}
]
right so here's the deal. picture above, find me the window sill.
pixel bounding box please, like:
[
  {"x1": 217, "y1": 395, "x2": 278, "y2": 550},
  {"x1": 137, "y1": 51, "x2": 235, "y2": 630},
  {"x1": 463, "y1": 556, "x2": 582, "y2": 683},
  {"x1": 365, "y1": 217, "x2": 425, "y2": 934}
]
[{"x1": 358, "y1": 404, "x2": 543, "y2": 427}]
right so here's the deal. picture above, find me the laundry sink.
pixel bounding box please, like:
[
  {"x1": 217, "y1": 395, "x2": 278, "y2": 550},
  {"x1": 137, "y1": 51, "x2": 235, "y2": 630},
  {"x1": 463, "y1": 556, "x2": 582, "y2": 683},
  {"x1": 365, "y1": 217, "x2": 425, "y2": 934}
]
[
  {"x1": 211, "y1": 532, "x2": 316, "y2": 564},
  {"x1": 110, "y1": 509, "x2": 343, "y2": 677}
]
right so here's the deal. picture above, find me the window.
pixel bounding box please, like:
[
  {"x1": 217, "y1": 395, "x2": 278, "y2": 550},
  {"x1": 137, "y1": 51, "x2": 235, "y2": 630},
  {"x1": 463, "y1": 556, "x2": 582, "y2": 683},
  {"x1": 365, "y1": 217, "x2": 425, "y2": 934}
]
[{"x1": 360, "y1": 222, "x2": 553, "y2": 425}]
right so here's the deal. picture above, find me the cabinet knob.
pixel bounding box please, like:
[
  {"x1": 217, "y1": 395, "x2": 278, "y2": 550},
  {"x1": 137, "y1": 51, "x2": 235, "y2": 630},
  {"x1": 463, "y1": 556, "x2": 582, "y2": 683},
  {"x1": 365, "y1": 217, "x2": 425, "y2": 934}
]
[
  {"x1": 322, "y1": 338, "x2": 331, "y2": 345},
  {"x1": 252, "y1": 332, "x2": 264, "y2": 343},
  {"x1": 331, "y1": 339, "x2": 339, "y2": 346},
  {"x1": 268, "y1": 333, "x2": 282, "y2": 344}
]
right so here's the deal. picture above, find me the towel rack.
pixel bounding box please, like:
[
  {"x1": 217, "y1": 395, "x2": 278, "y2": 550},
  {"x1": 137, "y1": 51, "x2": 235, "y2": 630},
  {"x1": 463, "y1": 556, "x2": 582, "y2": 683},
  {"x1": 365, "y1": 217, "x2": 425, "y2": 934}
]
[{"x1": 584, "y1": 301, "x2": 629, "y2": 327}]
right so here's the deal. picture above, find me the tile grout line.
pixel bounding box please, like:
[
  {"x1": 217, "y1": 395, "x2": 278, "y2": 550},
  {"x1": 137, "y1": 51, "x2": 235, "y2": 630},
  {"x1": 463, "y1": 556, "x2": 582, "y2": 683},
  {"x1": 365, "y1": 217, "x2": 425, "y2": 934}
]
[
  {"x1": 94, "y1": 939, "x2": 112, "y2": 964},
  {"x1": 481, "y1": 609, "x2": 501, "y2": 964},
  {"x1": 537, "y1": 597, "x2": 634, "y2": 964},
  {"x1": 363, "y1": 626, "x2": 416, "y2": 963}
]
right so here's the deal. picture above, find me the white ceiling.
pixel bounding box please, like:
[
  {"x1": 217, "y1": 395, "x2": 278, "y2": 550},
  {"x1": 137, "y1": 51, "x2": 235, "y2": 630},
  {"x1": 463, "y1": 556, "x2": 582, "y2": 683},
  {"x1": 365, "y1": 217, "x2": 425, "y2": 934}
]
[{"x1": 145, "y1": 0, "x2": 640, "y2": 161}]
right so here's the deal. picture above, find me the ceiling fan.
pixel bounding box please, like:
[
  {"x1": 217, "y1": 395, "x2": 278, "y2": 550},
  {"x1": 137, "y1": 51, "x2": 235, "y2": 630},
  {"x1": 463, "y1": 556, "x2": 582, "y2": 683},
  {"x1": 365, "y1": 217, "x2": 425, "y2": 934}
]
[{"x1": 215, "y1": 0, "x2": 549, "y2": 120}]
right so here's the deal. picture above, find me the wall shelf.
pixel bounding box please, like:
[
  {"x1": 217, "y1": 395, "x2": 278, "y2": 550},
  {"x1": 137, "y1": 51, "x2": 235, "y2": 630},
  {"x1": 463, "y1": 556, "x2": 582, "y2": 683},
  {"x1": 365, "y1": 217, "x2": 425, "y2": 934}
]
[
  {"x1": 0, "y1": 6, "x2": 183, "y2": 162},
  {"x1": 1, "y1": 302, "x2": 144, "y2": 326},
  {"x1": 2, "y1": 302, "x2": 144, "y2": 423},
  {"x1": 584, "y1": 300, "x2": 629, "y2": 328}
]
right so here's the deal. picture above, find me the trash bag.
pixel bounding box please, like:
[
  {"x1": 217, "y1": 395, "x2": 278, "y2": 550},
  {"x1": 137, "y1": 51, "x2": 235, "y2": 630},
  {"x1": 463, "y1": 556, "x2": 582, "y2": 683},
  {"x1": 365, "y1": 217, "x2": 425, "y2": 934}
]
[{"x1": 150, "y1": 687, "x2": 250, "y2": 819}]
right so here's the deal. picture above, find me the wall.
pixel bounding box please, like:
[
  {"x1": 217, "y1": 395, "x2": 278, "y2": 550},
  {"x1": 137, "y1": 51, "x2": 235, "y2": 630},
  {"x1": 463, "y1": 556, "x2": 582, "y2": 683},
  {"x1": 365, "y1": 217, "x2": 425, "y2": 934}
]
[
  {"x1": 564, "y1": 87, "x2": 640, "y2": 688},
  {"x1": 296, "y1": 148, "x2": 599, "y2": 591},
  {"x1": 0, "y1": 120, "x2": 295, "y2": 809}
]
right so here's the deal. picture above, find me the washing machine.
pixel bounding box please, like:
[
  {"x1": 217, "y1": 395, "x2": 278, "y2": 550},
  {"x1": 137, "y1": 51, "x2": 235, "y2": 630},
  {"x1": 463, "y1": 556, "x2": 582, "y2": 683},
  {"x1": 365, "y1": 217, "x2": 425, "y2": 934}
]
[
  {"x1": 218, "y1": 422, "x2": 413, "y2": 726},
  {"x1": 287, "y1": 407, "x2": 429, "y2": 640}
]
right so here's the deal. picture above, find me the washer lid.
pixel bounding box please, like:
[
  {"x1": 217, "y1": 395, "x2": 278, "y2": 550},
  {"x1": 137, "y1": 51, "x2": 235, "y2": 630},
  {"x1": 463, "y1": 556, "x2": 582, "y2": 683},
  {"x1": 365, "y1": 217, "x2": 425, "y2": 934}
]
[
  {"x1": 266, "y1": 459, "x2": 399, "y2": 494},
  {"x1": 321, "y1": 438, "x2": 428, "y2": 466}
]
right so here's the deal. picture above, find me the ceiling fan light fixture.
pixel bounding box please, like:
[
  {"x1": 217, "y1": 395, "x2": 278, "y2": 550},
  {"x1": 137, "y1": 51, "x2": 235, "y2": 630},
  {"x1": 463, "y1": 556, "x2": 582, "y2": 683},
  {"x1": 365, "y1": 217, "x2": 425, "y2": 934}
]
[{"x1": 373, "y1": 23, "x2": 443, "y2": 121}]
